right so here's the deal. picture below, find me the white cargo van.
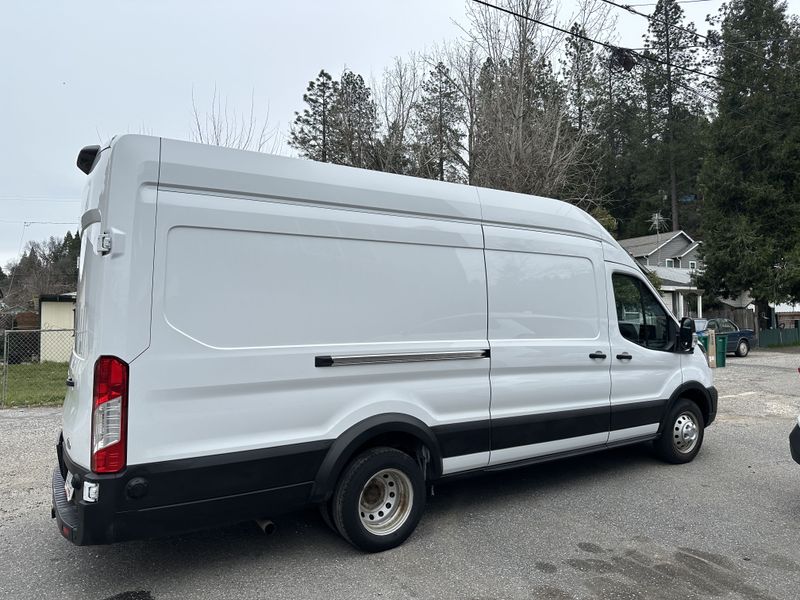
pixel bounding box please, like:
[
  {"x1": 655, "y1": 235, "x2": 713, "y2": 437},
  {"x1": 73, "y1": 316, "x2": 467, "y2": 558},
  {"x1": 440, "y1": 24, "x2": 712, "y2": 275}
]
[{"x1": 52, "y1": 135, "x2": 716, "y2": 552}]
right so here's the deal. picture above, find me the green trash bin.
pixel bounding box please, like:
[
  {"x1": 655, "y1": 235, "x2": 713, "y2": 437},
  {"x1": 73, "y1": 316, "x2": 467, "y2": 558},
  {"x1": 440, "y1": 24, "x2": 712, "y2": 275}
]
[
  {"x1": 716, "y1": 335, "x2": 727, "y2": 368},
  {"x1": 697, "y1": 332, "x2": 709, "y2": 353}
]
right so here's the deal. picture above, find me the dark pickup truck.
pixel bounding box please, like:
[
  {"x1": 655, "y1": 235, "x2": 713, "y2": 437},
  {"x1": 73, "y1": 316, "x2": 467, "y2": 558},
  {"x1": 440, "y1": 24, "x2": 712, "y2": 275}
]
[{"x1": 694, "y1": 318, "x2": 754, "y2": 357}]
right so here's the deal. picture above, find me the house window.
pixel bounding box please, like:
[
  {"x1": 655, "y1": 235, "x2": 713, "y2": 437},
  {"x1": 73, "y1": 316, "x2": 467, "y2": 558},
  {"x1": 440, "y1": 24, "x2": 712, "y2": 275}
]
[
  {"x1": 665, "y1": 258, "x2": 674, "y2": 267},
  {"x1": 689, "y1": 261, "x2": 697, "y2": 270}
]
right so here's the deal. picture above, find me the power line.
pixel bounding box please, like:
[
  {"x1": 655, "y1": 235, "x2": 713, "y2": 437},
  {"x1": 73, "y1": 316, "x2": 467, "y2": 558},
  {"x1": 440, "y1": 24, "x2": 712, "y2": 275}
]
[
  {"x1": 0, "y1": 196, "x2": 81, "y2": 203},
  {"x1": 599, "y1": 0, "x2": 800, "y2": 77},
  {"x1": 672, "y1": 76, "x2": 796, "y2": 131},
  {"x1": 628, "y1": 0, "x2": 717, "y2": 6},
  {"x1": 471, "y1": 0, "x2": 738, "y2": 86},
  {"x1": 4, "y1": 223, "x2": 30, "y2": 300},
  {"x1": 473, "y1": 0, "x2": 800, "y2": 112},
  {"x1": 470, "y1": 0, "x2": 796, "y2": 171},
  {"x1": 472, "y1": 0, "x2": 737, "y2": 85},
  {"x1": 0, "y1": 220, "x2": 79, "y2": 225},
  {"x1": 631, "y1": 37, "x2": 795, "y2": 51}
]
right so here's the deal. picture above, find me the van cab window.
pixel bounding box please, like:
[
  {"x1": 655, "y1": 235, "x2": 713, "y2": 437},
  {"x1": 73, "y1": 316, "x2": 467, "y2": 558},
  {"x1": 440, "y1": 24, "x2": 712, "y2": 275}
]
[{"x1": 612, "y1": 273, "x2": 672, "y2": 351}]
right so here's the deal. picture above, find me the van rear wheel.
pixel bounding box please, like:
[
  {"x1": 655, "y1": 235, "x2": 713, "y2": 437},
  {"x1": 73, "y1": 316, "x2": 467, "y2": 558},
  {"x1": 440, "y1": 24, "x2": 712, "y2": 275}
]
[
  {"x1": 654, "y1": 399, "x2": 704, "y2": 464},
  {"x1": 331, "y1": 447, "x2": 425, "y2": 552}
]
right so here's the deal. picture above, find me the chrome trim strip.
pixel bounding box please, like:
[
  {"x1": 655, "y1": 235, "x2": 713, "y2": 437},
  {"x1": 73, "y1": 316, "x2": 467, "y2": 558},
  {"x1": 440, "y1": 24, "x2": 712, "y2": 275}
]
[{"x1": 315, "y1": 349, "x2": 490, "y2": 367}]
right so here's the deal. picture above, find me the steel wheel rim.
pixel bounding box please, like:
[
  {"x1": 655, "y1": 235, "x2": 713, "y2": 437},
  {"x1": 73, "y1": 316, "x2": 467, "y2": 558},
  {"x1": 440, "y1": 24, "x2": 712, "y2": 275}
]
[
  {"x1": 673, "y1": 412, "x2": 699, "y2": 454},
  {"x1": 358, "y1": 468, "x2": 413, "y2": 536},
  {"x1": 739, "y1": 341, "x2": 747, "y2": 355}
]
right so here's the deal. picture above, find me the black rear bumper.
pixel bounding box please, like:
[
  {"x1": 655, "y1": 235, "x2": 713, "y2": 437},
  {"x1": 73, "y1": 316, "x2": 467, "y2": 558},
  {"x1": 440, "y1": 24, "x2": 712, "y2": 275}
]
[
  {"x1": 52, "y1": 433, "x2": 330, "y2": 545},
  {"x1": 790, "y1": 424, "x2": 800, "y2": 465},
  {"x1": 52, "y1": 467, "x2": 81, "y2": 542}
]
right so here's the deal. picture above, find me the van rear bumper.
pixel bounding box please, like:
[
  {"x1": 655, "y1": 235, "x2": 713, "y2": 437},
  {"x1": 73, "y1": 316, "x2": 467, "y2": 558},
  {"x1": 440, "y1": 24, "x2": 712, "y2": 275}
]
[{"x1": 52, "y1": 433, "x2": 330, "y2": 545}]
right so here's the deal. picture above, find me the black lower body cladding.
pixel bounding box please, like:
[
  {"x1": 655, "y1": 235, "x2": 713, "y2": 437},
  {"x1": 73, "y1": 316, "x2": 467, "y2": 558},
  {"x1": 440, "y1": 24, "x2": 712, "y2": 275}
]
[
  {"x1": 52, "y1": 385, "x2": 719, "y2": 545},
  {"x1": 52, "y1": 434, "x2": 331, "y2": 545}
]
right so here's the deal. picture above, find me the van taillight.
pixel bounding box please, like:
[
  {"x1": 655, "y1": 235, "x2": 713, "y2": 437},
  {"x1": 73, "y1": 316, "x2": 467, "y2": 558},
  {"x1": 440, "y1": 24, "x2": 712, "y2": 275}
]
[{"x1": 91, "y1": 356, "x2": 128, "y2": 473}]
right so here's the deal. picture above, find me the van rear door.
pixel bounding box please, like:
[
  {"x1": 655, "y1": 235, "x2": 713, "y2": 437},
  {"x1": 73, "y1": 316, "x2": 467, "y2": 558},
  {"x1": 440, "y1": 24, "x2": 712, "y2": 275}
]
[{"x1": 62, "y1": 136, "x2": 160, "y2": 470}]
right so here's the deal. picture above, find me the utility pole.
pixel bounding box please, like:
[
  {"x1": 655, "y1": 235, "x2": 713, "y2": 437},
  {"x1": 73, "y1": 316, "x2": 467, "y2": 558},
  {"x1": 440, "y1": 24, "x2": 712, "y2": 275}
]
[
  {"x1": 649, "y1": 211, "x2": 668, "y2": 265},
  {"x1": 664, "y1": 0, "x2": 679, "y2": 231},
  {"x1": 438, "y1": 70, "x2": 444, "y2": 181},
  {"x1": 607, "y1": 56, "x2": 614, "y2": 151}
]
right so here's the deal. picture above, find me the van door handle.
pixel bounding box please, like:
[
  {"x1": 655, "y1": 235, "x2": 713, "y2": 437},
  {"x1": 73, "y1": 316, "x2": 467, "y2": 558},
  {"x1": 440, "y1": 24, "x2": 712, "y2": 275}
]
[
  {"x1": 616, "y1": 352, "x2": 633, "y2": 361},
  {"x1": 589, "y1": 351, "x2": 607, "y2": 359},
  {"x1": 65, "y1": 377, "x2": 75, "y2": 387}
]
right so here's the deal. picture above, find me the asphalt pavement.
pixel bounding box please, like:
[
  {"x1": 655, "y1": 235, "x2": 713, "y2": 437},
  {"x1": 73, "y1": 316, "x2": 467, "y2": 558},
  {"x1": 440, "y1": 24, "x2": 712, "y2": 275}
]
[{"x1": 1, "y1": 350, "x2": 799, "y2": 600}]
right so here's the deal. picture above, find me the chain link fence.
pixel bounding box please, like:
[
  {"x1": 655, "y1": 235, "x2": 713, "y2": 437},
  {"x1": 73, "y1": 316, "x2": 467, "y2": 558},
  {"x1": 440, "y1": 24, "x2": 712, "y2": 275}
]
[{"x1": 1, "y1": 329, "x2": 74, "y2": 407}]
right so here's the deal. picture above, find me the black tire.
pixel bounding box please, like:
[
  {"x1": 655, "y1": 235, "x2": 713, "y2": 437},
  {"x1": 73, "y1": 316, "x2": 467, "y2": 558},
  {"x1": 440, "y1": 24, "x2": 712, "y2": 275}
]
[
  {"x1": 735, "y1": 338, "x2": 750, "y2": 357},
  {"x1": 654, "y1": 398, "x2": 705, "y2": 464},
  {"x1": 331, "y1": 446, "x2": 425, "y2": 552}
]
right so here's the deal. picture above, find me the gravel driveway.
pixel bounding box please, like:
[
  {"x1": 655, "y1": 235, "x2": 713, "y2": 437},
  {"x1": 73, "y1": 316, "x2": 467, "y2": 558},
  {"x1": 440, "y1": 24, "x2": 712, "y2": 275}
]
[{"x1": 1, "y1": 350, "x2": 799, "y2": 600}]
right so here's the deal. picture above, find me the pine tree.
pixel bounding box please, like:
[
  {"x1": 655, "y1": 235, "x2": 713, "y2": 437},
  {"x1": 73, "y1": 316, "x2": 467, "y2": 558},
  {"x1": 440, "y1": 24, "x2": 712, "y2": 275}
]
[
  {"x1": 563, "y1": 23, "x2": 597, "y2": 133},
  {"x1": 329, "y1": 71, "x2": 378, "y2": 168},
  {"x1": 588, "y1": 49, "x2": 661, "y2": 238},
  {"x1": 699, "y1": 0, "x2": 800, "y2": 311},
  {"x1": 413, "y1": 62, "x2": 465, "y2": 182},
  {"x1": 289, "y1": 70, "x2": 339, "y2": 162},
  {"x1": 641, "y1": 0, "x2": 703, "y2": 231}
]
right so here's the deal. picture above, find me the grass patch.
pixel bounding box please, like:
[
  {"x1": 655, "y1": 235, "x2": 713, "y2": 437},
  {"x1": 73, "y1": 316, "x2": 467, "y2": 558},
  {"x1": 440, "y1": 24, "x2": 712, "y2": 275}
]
[{"x1": 2, "y1": 361, "x2": 68, "y2": 407}]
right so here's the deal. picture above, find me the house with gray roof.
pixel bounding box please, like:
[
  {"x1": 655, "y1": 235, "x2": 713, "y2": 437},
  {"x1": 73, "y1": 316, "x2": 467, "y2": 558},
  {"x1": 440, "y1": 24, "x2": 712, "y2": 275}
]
[{"x1": 618, "y1": 231, "x2": 704, "y2": 319}]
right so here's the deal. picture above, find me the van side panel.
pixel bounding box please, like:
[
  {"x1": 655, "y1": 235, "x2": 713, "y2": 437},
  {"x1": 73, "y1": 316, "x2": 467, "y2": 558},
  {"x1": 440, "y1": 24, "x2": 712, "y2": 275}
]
[
  {"x1": 483, "y1": 227, "x2": 612, "y2": 465},
  {"x1": 128, "y1": 189, "x2": 490, "y2": 473},
  {"x1": 62, "y1": 136, "x2": 160, "y2": 469}
]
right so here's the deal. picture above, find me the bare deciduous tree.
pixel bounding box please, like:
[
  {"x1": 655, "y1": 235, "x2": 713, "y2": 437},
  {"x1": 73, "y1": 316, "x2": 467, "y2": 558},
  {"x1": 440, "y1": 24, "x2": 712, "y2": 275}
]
[
  {"x1": 191, "y1": 86, "x2": 280, "y2": 153},
  {"x1": 428, "y1": 41, "x2": 483, "y2": 184},
  {"x1": 372, "y1": 54, "x2": 423, "y2": 174},
  {"x1": 459, "y1": 0, "x2": 609, "y2": 208}
]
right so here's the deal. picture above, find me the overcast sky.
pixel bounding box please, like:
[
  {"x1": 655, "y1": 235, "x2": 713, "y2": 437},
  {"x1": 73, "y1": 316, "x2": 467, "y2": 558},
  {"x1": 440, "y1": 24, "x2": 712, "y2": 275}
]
[{"x1": 1, "y1": 0, "x2": 797, "y2": 269}]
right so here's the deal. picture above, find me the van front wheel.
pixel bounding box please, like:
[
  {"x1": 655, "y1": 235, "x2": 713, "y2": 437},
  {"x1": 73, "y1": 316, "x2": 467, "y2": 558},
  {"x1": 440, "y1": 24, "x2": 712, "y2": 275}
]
[
  {"x1": 331, "y1": 447, "x2": 425, "y2": 552},
  {"x1": 654, "y1": 399, "x2": 705, "y2": 464}
]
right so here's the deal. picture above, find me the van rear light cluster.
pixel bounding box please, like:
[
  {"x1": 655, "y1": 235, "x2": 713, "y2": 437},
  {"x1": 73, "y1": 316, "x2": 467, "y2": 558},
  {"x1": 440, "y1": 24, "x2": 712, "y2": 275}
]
[{"x1": 91, "y1": 356, "x2": 128, "y2": 473}]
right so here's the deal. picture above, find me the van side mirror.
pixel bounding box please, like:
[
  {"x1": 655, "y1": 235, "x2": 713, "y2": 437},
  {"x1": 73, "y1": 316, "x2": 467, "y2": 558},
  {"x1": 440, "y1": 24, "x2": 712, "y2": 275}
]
[{"x1": 677, "y1": 317, "x2": 695, "y2": 352}]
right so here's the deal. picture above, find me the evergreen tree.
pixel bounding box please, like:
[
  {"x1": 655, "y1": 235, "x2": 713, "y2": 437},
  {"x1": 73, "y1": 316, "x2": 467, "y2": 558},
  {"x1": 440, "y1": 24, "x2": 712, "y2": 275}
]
[
  {"x1": 329, "y1": 71, "x2": 378, "y2": 168},
  {"x1": 699, "y1": 0, "x2": 800, "y2": 312},
  {"x1": 641, "y1": 0, "x2": 704, "y2": 231},
  {"x1": 588, "y1": 49, "x2": 659, "y2": 238},
  {"x1": 1, "y1": 232, "x2": 83, "y2": 309},
  {"x1": 289, "y1": 70, "x2": 339, "y2": 162},
  {"x1": 413, "y1": 62, "x2": 465, "y2": 182},
  {"x1": 563, "y1": 23, "x2": 597, "y2": 133}
]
